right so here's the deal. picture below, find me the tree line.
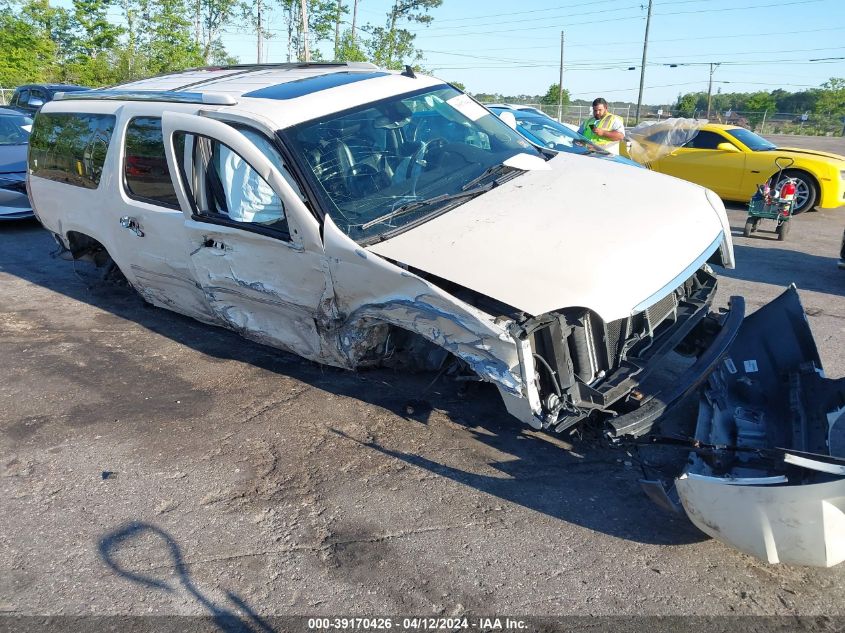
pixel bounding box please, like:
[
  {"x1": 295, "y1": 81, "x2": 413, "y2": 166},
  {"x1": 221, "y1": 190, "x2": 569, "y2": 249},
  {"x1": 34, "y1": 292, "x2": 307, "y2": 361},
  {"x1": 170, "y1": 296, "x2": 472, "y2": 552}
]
[
  {"x1": 674, "y1": 79, "x2": 845, "y2": 125},
  {"x1": 0, "y1": 0, "x2": 442, "y2": 88}
]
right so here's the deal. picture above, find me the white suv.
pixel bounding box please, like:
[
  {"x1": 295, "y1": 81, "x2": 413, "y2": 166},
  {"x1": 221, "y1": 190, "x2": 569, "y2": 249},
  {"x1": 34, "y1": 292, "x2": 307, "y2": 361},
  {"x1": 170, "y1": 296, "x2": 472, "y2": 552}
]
[{"x1": 28, "y1": 62, "x2": 738, "y2": 438}]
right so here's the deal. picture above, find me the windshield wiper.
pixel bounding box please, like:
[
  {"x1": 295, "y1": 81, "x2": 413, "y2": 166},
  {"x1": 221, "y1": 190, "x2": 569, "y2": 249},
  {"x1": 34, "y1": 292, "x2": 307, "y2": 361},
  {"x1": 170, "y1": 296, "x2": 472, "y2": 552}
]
[
  {"x1": 361, "y1": 184, "x2": 494, "y2": 231},
  {"x1": 461, "y1": 163, "x2": 517, "y2": 191}
]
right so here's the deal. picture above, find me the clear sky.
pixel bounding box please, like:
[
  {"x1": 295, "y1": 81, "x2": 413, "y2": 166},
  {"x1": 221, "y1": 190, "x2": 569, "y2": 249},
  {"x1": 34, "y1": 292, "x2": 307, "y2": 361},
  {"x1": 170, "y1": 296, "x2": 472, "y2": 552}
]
[{"x1": 216, "y1": 0, "x2": 845, "y2": 107}]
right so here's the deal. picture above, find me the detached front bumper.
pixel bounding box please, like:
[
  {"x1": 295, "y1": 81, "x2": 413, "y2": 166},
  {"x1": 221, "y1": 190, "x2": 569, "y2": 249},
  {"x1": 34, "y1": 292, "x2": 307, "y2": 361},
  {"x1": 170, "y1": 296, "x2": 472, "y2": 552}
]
[{"x1": 641, "y1": 286, "x2": 845, "y2": 567}]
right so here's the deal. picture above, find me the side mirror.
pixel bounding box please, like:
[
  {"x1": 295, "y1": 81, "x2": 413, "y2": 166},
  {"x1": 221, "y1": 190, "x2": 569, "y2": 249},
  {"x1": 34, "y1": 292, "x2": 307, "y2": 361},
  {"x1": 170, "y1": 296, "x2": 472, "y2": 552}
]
[
  {"x1": 28, "y1": 98, "x2": 44, "y2": 108},
  {"x1": 716, "y1": 142, "x2": 740, "y2": 153}
]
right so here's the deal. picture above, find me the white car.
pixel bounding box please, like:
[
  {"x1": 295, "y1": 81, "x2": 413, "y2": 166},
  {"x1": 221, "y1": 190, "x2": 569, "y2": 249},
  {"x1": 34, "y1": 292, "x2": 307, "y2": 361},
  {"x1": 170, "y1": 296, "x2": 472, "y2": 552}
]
[
  {"x1": 28, "y1": 63, "x2": 845, "y2": 567},
  {"x1": 485, "y1": 103, "x2": 579, "y2": 132},
  {"x1": 28, "y1": 63, "x2": 736, "y2": 439}
]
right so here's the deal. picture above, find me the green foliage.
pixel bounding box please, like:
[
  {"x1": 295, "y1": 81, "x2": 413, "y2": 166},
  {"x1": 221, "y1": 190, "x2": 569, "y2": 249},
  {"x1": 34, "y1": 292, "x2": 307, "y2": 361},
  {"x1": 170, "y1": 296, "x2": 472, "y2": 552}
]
[
  {"x1": 814, "y1": 77, "x2": 845, "y2": 118},
  {"x1": 448, "y1": 80, "x2": 465, "y2": 91},
  {"x1": 196, "y1": 0, "x2": 241, "y2": 63},
  {"x1": 0, "y1": 11, "x2": 56, "y2": 85},
  {"x1": 745, "y1": 91, "x2": 776, "y2": 127},
  {"x1": 335, "y1": 28, "x2": 367, "y2": 62},
  {"x1": 367, "y1": 0, "x2": 442, "y2": 70},
  {"x1": 675, "y1": 92, "x2": 701, "y2": 116},
  {"x1": 141, "y1": 0, "x2": 204, "y2": 75},
  {"x1": 273, "y1": 0, "x2": 338, "y2": 62},
  {"x1": 540, "y1": 83, "x2": 570, "y2": 107}
]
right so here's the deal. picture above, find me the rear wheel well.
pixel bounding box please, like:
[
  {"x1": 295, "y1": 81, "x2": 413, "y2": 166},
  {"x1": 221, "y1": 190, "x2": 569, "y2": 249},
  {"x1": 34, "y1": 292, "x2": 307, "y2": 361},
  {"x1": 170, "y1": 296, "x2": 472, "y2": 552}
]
[
  {"x1": 64, "y1": 231, "x2": 127, "y2": 284},
  {"x1": 65, "y1": 231, "x2": 111, "y2": 266}
]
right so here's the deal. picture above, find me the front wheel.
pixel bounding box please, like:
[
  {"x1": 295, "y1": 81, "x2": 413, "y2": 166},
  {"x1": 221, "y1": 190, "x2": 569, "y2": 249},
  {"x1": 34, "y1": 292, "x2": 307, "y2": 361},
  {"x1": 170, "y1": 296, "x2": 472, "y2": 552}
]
[
  {"x1": 777, "y1": 220, "x2": 790, "y2": 241},
  {"x1": 775, "y1": 170, "x2": 818, "y2": 214},
  {"x1": 743, "y1": 218, "x2": 755, "y2": 237}
]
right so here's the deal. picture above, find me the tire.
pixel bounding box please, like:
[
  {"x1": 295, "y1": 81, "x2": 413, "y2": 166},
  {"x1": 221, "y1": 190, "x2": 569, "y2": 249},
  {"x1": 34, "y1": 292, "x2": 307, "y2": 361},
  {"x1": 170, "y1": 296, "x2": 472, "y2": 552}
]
[
  {"x1": 743, "y1": 218, "x2": 755, "y2": 237},
  {"x1": 774, "y1": 170, "x2": 818, "y2": 214},
  {"x1": 777, "y1": 220, "x2": 790, "y2": 241}
]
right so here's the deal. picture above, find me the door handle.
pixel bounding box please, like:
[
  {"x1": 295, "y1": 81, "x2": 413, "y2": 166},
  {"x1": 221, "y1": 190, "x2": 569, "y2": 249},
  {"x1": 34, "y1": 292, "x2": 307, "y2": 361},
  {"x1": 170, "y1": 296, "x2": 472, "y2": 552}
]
[
  {"x1": 119, "y1": 216, "x2": 144, "y2": 237},
  {"x1": 203, "y1": 238, "x2": 226, "y2": 250}
]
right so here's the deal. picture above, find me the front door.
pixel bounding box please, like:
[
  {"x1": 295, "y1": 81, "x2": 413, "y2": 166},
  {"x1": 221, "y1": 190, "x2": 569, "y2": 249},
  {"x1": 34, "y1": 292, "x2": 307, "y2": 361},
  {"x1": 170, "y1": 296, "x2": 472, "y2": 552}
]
[
  {"x1": 652, "y1": 130, "x2": 746, "y2": 198},
  {"x1": 161, "y1": 112, "x2": 334, "y2": 361}
]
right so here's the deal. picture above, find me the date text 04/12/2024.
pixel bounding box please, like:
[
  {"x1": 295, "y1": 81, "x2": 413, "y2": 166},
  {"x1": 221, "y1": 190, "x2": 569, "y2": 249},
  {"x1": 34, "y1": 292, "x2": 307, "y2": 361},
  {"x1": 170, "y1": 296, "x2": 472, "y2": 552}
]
[{"x1": 306, "y1": 617, "x2": 529, "y2": 630}]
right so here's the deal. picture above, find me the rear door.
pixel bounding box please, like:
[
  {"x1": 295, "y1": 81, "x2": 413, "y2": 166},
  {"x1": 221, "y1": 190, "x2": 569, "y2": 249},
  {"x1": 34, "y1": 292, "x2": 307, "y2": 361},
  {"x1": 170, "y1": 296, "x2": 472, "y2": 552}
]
[
  {"x1": 161, "y1": 112, "x2": 334, "y2": 361},
  {"x1": 111, "y1": 107, "x2": 219, "y2": 323}
]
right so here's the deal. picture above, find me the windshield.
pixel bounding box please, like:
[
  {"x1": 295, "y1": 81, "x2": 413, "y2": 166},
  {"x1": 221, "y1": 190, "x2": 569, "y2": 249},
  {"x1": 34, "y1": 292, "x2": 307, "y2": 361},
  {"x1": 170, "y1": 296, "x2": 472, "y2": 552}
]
[
  {"x1": 0, "y1": 114, "x2": 33, "y2": 145},
  {"x1": 726, "y1": 128, "x2": 776, "y2": 151},
  {"x1": 285, "y1": 85, "x2": 539, "y2": 242},
  {"x1": 513, "y1": 112, "x2": 606, "y2": 154}
]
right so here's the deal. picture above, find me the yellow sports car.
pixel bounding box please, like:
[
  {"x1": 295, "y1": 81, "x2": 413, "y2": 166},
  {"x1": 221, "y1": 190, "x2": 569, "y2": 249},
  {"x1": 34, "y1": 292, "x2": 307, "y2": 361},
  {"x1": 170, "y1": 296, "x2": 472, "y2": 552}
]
[{"x1": 624, "y1": 123, "x2": 845, "y2": 214}]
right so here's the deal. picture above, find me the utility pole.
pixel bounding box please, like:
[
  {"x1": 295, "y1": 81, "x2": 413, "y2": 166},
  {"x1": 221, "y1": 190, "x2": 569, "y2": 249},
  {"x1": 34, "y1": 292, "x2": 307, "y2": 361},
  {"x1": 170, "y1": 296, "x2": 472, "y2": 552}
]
[
  {"x1": 351, "y1": 0, "x2": 359, "y2": 45},
  {"x1": 256, "y1": 0, "x2": 263, "y2": 63},
  {"x1": 635, "y1": 0, "x2": 653, "y2": 124},
  {"x1": 706, "y1": 62, "x2": 720, "y2": 120},
  {"x1": 301, "y1": 0, "x2": 311, "y2": 62},
  {"x1": 557, "y1": 31, "x2": 564, "y2": 122}
]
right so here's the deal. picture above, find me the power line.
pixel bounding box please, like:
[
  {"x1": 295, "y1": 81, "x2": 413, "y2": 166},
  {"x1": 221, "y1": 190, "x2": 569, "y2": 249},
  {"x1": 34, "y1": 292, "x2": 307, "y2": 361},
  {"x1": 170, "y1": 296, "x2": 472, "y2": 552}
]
[
  {"x1": 419, "y1": 2, "x2": 645, "y2": 32},
  {"x1": 420, "y1": 46, "x2": 844, "y2": 67},
  {"x1": 429, "y1": 0, "x2": 642, "y2": 24},
  {"x1": 419, "y1": 26, "x2": 845, "y2": 53},
  {"x1": 412, "y1": 0, "x2": 824, "y2": 39},
  {"x1": 428, "y1": 57, "x2": 845, "y2": 71}
]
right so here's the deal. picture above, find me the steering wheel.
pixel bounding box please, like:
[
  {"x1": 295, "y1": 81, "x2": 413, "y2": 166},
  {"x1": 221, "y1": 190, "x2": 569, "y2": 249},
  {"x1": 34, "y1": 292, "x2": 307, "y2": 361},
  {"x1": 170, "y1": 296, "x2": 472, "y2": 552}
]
[
  {"x1": 346, "y1": 163, "x2": 386, "y2": 198},
  {"x1": 406, "y1": 138, "x2": 448, "y2": 195}
]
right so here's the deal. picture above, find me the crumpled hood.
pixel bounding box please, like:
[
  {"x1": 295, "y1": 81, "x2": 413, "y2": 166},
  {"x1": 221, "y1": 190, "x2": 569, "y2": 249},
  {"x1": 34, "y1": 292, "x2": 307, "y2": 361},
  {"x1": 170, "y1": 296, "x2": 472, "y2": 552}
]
[
  {"x1": 368, "y1": 152, "x2": 726, "y2": 322},
  {"x1": 775, "y1": 147, "x2": 845, "y2": 163},
  {"x1": 0, "y1": 144, "x2": 27, "y2": 174}
]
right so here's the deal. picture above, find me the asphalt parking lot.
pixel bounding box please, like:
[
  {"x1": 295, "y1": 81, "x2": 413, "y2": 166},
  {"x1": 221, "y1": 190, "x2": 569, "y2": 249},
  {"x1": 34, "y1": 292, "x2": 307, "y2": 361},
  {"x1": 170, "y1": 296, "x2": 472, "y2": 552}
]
[{"x1": 2, "y1": 135, "x2": 845, "y2": 626}]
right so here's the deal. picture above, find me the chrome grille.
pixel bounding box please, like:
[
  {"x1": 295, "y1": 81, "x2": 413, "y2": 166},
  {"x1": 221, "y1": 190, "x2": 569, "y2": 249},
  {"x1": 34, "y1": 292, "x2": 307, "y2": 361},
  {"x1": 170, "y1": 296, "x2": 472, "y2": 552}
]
[{"x1": 645, "y1": 291, "x2": 678, "y2": 332}]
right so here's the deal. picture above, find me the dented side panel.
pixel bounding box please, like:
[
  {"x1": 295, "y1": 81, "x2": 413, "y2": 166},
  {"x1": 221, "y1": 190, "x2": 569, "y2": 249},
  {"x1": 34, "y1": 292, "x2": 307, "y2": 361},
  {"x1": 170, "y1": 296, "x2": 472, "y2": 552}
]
[
  {"x1": 161, "y1": 111, "x2": 340, "y2": 362},
  {"x1": 323, "y1": 216, "x2": 537, "y2": 413},
  {"x1": 185, "y1": 220, "x2": 332, "y2": 361}
]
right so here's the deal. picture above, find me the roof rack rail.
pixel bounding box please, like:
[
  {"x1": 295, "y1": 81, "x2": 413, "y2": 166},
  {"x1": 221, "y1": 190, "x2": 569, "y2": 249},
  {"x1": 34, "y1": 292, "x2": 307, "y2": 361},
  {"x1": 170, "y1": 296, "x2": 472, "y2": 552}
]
[
  {"x1": 106, "y1": 60, "x2": 379, "y2": 87},
  {"x1": 53, "y1": 90, "x2": 237, "y2": 105},
  {"x1": 170, "y1": 61, "x2": 379, "y2": 92}
]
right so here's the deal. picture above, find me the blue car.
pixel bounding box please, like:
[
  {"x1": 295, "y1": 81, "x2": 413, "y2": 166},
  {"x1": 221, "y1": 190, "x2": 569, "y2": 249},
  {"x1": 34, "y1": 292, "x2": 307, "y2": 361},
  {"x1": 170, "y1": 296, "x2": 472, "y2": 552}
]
[{"x1": 488, "y1": 106, "x2": 640, "y2": 168}]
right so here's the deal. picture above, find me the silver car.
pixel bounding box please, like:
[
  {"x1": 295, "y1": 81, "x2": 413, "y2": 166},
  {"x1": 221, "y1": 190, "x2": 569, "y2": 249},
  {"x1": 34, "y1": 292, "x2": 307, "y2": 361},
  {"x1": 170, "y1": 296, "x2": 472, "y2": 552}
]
[{"x1": 0, "y1": 107, "x2": 33, "y2": 220}]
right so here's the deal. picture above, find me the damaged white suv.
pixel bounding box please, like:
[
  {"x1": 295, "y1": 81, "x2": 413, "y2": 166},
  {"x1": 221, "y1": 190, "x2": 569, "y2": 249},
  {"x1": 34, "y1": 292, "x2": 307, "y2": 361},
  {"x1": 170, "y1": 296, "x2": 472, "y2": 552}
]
[{"x1": 29, "y1": 62, "x2": 739, "y2": 439}]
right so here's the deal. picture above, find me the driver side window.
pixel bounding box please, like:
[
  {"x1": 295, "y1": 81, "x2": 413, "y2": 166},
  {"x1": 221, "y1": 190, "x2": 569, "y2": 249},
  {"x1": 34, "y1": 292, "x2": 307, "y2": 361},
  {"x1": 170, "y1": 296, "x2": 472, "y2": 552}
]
[
  {"x1": 686, "y1": 131, "x2": 731, "y2": 150},
  {"x1": 175, "y1": 130, "x2": 292, "y2": 236}
]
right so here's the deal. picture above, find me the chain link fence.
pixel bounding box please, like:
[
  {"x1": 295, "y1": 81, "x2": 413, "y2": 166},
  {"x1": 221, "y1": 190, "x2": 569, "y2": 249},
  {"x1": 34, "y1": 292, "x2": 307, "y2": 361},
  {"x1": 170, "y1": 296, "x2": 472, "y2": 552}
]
[{"x1": 0, "y1": 86, "x2": 15, "y2": 105}]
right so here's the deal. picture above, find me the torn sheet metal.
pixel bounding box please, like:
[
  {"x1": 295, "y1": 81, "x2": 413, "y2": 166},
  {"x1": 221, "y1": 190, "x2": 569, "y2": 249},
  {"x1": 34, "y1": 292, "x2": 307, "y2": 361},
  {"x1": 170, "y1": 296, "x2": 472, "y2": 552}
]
[
  {"x1": 323, "y1": 215, "x2": 529, "y2": 399},
  {"x1": 661, "y1": 286, "x2": 845, "y2": 567}
]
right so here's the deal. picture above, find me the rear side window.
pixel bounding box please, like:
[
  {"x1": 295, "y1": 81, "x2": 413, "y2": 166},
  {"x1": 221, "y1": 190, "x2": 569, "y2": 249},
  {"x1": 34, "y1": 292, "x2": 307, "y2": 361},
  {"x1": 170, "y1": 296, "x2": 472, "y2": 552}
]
[
  {"x1": 29, "y1": 113, "x2": 115, "y2": 189},
  {"x1": 123, "y1": 117, "x2": 182, "y2": 208}
]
